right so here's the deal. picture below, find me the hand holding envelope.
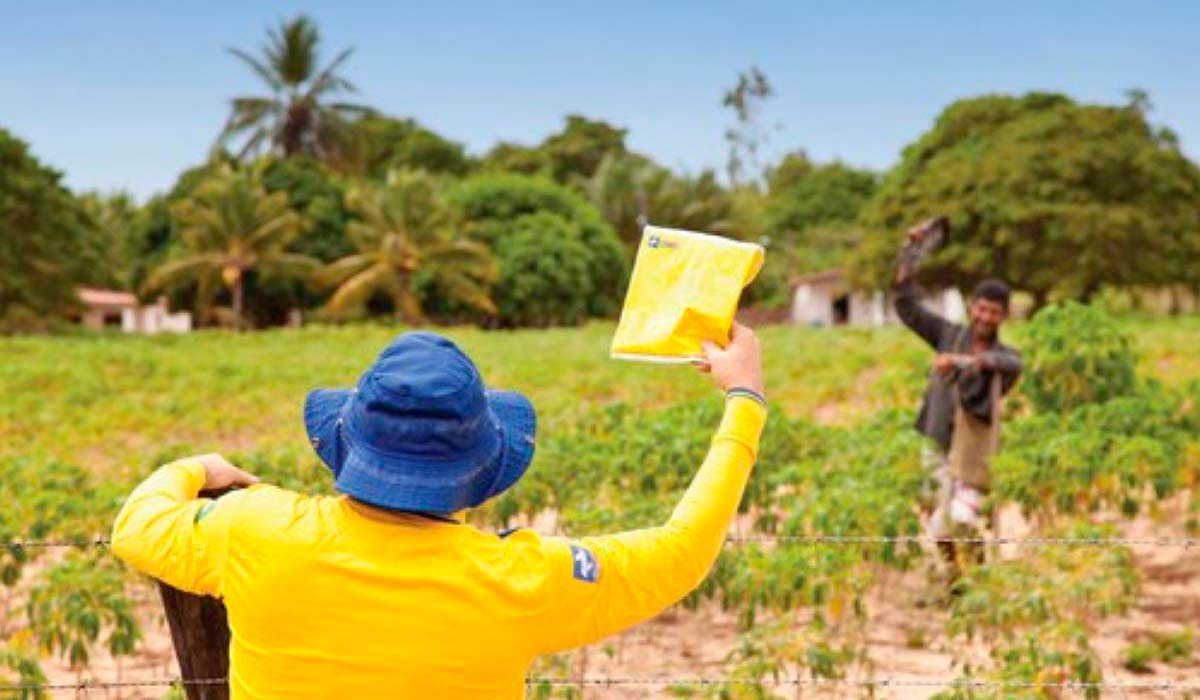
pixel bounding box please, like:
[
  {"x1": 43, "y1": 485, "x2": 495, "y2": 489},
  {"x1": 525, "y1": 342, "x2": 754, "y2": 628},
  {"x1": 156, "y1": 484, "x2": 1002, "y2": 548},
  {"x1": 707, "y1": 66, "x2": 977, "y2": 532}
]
[{"x1": 610, "y1": 225, "x2": 764, "y2": 362}]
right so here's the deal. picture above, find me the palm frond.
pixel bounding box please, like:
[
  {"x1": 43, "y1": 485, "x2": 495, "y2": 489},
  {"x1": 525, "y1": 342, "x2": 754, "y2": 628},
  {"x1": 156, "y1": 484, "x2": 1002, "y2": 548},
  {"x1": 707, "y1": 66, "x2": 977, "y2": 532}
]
[
  {"x1": 425, "y1": 240, "x2": 497, "y2": 282},
  {"x1": 269, "y1": 16, "x2": 319, "y2": 86},
  {"x1": 435, "y1": 271, "x2": 497, "y2": 315},
  {"x1": 425, "y1": 238, "x2": 493, "y2": 262},
  {"x1": 380, "y1": 272, "x2": 425, "y2": 324},
  {"x1": 245, "y1": 210, "x2": 301, "y2": 249},
  {"x1": 258, "y1": 252, "x2": 321, "y2": 282},
  {"x1": 220, "y1": 102, "x2": 280, "y2": 140},
  {"x1": 226, "y1": 48, "x2": 283, "y2": 92},
  {"x1": 313, "y1": 253, "x2": 376, "y2": 288},
  {"x1": 326, "y1": 101, "x2": 373, "y2": 115},
  {"x1": 239, "y1": 127, "x2": 276, "y2": 161},
  {"x1": 142, "y1": 254, "x2": 225, "y2": 295},
  {"x1": 345, "y1": 220, "x2": 384, "y2": 255},
  {"x1": 249, "y1": 188, "x2": 293, "y2": 222},
  {"x1": 306, "y1": 47, "x2": 357, "y2": 98},
  {"x1": 325, "y1": 262, "x2": 391, "y2": 316}
]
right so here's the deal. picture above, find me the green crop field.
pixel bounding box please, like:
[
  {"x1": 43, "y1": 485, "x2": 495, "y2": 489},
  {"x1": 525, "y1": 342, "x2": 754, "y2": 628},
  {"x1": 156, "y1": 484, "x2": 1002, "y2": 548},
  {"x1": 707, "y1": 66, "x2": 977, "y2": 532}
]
[
  {"x1": 3, "y1": 311, "x2": 1200, "y2": 697},
  {"x1": 7, "y1": 5, "x2": 1200, "y2": 695}
]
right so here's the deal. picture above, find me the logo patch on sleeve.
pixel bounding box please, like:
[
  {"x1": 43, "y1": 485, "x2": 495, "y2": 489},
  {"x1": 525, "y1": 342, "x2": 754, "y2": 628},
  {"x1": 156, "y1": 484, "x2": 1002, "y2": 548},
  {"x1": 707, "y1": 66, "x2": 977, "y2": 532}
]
[
  {"x1": 193, "y1": 501, "x2": 218, "y2": 524},
  {"x1": 570, "y1": 544, "x2": 599, "y2": 583}
]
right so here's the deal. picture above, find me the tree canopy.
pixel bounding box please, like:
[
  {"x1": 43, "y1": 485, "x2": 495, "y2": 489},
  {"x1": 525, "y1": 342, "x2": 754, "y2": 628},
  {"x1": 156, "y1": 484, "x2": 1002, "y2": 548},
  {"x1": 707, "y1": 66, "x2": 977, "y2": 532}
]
[
  {"x1": 765, "y1": 152, "x2": 877, "y2": 245},
  {"x1": 849, "y1": 92, "x2": 1200, "y2": 305},
  {"x1": 449, "y1": 173, "x2": 628, "y2": 325},
  {"x1": 143, "y1": 165, "x2": 314, "y2": 327},
  {"x1": 220, "y1": 15, "x2": 369, "y2": 163},
  {"x1": 482, "y1": 115, "x2": 627, "y2": 185},
  {"x1": 0, "y1": 128, "x2": 100, "y2": 329},
  {"x1": 343, "y1": 115, "x2": 474, "y2": 179},
  {"x1": 9, "y1": 22, "x2": 1200, "y2": 334},
  {"x1": 318, "y1": 171, "x2": 495, "y2": 322}
]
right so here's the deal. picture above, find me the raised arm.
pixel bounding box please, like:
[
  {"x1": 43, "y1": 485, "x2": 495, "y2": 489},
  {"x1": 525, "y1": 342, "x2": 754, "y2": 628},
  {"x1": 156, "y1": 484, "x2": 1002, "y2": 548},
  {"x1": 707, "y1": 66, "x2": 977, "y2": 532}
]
[
  {"x1": 529, "y1": 324, "x2": 766, "y2": 654},
  {"x1": 891, "y1": 220, "x2": 958, "y2": 350},
  {"x1": 110, "y1": 454, "x2": 258, "y2": 596},
  {"x1": 893, "y1": 279, "x2": 957, "y2": 351}
]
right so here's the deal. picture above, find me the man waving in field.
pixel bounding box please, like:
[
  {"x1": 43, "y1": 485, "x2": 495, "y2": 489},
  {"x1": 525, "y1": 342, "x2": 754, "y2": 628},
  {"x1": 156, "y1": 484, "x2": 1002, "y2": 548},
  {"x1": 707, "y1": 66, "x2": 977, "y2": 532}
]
[
  {"x1": 111, "y1": 324, "x2": 766, "y2": 699},
  {"x1": 893, "y1": 219, "x2": 1021, "y2": 576}
]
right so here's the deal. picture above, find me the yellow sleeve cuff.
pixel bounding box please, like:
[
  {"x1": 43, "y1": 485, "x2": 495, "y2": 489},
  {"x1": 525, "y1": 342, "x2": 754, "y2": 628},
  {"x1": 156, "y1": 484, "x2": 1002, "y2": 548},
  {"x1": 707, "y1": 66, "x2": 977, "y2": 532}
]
[{"x1": 167, "y1": 459, "x2": 208, "y2": 497}]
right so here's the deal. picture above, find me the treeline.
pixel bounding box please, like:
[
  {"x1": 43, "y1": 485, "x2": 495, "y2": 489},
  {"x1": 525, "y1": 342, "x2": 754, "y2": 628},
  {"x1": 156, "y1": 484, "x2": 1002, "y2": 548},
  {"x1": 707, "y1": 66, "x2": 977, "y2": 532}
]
[{"x1": 3, "y1": 16, "x2": 1199, "y2": 331}]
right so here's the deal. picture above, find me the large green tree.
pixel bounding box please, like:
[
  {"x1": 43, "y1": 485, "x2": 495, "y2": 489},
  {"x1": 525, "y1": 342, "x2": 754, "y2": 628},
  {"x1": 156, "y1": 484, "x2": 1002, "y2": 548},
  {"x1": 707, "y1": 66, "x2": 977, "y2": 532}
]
[
  {"x1": 342, "y1": 114, "x2": 474, "y2": 179},
  {"x1": 0, "y1": 128, "x2": 100, "y2": 329},
  {"x1": 316, "y1": 171, "x2": 495, "y2": 322},
  {"x1": 219, "y1": 15, "x2": 369, "y2": 162},
  {"x1": 260, "y1": 155, "x2": 353, "y2": 263},
  {"x1": 539, "y1": 115, "x2": 627, "y2": 184},
  {"x1": 450, "y1": 173, "x2": 628, "y2": 325},
  {"x1": 143, "y1": 166, "x2": 315, "y2": 327},
  {"x1": 77, "y1": 191, "x2": 141, "y2": 289},
  {"x1": 850, "y1": 92, "x2": 1200, "y2": 305},
  {"x1": 482, "y1": 115, "x2": 627, "y2": 185},
  {"x1": 764, "y1": 151, "x2": 877, "y2": 245}
]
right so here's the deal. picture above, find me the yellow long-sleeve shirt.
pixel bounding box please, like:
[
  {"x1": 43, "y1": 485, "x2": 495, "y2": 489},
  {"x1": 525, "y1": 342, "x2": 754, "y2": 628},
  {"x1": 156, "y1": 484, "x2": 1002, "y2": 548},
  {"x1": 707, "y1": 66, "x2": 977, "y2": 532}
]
[{"x1": 111, "y1": 396, "x2": 766, "y2": 699}]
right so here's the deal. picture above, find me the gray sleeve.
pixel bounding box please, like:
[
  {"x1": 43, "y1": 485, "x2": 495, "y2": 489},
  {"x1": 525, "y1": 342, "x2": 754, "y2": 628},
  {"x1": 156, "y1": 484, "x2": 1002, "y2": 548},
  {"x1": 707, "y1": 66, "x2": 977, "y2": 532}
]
[
  {"x1": 980, "y1": 347, "x2": 1022, "y2": 393},
  {"x1": 893, "y1": 280, "x2": 956, "y2": 351}
]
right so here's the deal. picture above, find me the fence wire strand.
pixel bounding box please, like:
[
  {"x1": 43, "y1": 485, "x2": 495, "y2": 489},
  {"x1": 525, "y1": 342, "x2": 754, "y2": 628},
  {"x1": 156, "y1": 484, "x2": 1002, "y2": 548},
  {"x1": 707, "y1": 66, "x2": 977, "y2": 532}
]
[
  {"x1": 726, "y1": 533, "x2": 1200, "y2": 547},
  {"x1": 5, "y1": 533, "x2": 1198, "y2": 695},
  {"x1": 5, "y1": 534, "x2": 1199, "y2": 549},
  {"x1": 4, "y1": 675, "x2": 1199, "y2": 693}
]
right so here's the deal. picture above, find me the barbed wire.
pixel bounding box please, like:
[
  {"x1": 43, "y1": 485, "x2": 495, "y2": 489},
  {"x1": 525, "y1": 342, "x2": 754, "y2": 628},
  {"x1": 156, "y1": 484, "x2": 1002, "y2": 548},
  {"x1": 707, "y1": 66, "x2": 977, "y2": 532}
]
[
  {"x1": 3, "y1": 538, "x2": 113, "y2": 549},
  {"x1": 0, "y1": 677, "x2": 226, "y2": 691},
  {"x1": 726, "y1": 533, "x2": 1200, "y2": 548},
  {"x1": 531, "y1": 676, "x2": 1200, "y2": 691},
  {"x1": 4, "y1": 675, "x2": 1198, "y2": 693},
  {"x1": 4, "y1": 533, "x2": 1199, "y2": 549}
]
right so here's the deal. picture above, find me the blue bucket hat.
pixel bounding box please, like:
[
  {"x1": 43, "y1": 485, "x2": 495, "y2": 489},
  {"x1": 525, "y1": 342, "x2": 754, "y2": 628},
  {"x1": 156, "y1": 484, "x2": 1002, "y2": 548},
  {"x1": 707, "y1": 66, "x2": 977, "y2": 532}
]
[{"x1": 303, "y1": 332, "x2": 537, "y2": 513}]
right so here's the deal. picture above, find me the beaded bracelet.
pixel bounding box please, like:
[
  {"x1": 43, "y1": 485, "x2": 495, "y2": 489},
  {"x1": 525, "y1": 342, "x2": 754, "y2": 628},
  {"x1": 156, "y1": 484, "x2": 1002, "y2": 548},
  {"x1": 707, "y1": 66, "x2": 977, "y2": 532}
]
[{"x1": 726, "y1": 387, "x2": 767, "y2": 407}]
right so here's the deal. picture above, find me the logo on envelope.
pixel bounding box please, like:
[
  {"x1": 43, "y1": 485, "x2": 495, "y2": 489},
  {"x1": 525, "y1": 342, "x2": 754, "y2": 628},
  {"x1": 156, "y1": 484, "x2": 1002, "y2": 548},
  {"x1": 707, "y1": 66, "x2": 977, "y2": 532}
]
[{"x1": 647, "y1": 234, "x2": 677, "y2": 250}]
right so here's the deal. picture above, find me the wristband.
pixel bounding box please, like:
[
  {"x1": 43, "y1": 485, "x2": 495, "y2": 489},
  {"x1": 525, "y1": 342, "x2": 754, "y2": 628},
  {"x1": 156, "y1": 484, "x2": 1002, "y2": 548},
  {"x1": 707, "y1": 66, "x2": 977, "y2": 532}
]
[{"x1": 726, "y1": 387, "x2": 767, "y2": 407}]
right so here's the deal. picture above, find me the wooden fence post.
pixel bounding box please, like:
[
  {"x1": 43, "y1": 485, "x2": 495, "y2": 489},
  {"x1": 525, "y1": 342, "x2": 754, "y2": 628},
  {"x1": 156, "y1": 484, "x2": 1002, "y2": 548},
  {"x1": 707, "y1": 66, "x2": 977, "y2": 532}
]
[
  {"x1": 157, "y1": 583, "x2": 231, "y2": 699},
  {"x1": 156, "y1": 487, "x2": 233, "y2": 700}
]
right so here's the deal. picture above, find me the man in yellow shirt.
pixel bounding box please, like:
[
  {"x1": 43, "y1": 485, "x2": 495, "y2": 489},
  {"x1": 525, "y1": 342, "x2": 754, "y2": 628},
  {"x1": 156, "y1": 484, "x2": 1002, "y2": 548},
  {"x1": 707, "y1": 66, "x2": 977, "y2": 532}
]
[{"x1": 112, "y1": 324, "x2": 767, "y2": 699}]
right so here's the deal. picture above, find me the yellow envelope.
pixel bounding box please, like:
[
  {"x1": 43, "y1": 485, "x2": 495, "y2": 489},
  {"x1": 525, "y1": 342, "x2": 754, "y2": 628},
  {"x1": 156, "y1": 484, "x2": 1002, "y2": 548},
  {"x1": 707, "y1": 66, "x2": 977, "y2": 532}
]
[{"x1": 611, "y1": 225, "x2": 765, "y2": 362}]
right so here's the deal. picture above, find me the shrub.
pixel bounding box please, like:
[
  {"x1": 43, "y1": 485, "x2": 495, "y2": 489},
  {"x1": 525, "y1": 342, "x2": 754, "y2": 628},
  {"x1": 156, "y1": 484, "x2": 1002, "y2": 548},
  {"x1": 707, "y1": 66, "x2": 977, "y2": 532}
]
[
  {"x1": 449, "y1": 174, "x2": 627, "y2": 326},
  {"x1": 489, "y1": 213, "x2": 595, "y2": 327},
  {"x1": 1021, "y1": 302, "x2": 1137, "y2": 413}
]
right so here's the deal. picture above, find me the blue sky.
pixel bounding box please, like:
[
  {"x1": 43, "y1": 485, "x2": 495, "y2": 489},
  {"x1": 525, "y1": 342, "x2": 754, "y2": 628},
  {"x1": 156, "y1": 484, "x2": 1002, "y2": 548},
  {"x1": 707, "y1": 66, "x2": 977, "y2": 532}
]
[{"x1": 2, "y1": 1, "x2": 1198, "y2": 200}]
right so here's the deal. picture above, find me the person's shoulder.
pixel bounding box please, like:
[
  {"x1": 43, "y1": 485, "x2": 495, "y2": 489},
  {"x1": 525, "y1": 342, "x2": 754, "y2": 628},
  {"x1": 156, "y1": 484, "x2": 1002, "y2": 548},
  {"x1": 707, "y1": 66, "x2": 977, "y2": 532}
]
[
  {"x1": 493, "y1": 527, "x2": 554, "y2": 561},
  {"x1": 490, "y1": 529, "x2": 580, "y2": 573},
  {"x1": 221, "y1": 484, "x2": 328, "y2": 543},
  {"x1": 229, "y1": 482, "x2": 307, "y2": 508},
  {"x1": 492, "y1": 530, "x2": 604, "y2": 588}
]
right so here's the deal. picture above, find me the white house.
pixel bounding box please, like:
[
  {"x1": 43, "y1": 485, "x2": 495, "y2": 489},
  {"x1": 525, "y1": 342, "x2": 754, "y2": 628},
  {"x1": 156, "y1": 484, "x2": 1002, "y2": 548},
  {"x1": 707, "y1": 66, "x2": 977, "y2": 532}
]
[
  {"x1": 790, "y1": 269, "x2": 965, "y2": 327},
  {"x1": 77, "y1": 288, "x2": 192, "y2": 334}
]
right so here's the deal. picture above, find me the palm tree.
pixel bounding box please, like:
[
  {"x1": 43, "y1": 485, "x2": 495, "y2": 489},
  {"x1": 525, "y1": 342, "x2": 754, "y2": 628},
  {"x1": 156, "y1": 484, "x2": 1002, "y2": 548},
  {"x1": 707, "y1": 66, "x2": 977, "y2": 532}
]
[
  {"x1": 220, "y1": 15, "x2": 369, "y2": 162},
  {"x1": 317, "y1": 171, "x2": 496, "y2": 322},
  {"x1": 585, "y1": 153, "x2": 735, "y2": 245},
  {"x1": 143, "y1": 166, "x2": 316, "y2": 328}
]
